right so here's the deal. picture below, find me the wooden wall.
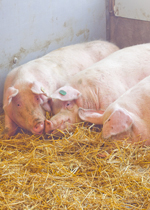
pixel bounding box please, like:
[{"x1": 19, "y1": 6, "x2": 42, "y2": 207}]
[{"x1": 106, "y1": 0, "x2": 150, "y2": 48}]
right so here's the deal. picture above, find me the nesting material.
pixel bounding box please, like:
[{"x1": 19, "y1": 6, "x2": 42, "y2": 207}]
[{"x1": 0, "y1": 113, "x2": 150, "y2": 209}]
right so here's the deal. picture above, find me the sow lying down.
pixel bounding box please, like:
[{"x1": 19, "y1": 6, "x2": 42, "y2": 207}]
[
  {"x1": 45, "y1": 43, "x2": 150, "y2": 144},
  {"x1": 3, "y1": 40, "x2": 118, "y2": 136}
]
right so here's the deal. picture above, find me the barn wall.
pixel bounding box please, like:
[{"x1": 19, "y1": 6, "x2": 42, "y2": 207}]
[{"x1": 0, "y1": 0, "x2": 106, "y2": 112}]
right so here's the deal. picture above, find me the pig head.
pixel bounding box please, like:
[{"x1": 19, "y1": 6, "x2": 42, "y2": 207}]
[
  {"x1": 45, "y1": 86, "x2": 82, "y2": 135},
  {"x1": 79, "y1": 105, "x2": 149, "y2": 145},
  {"x1": 3, "y1": 81, "x2": 51, "y2": 136},
  {"x1": 78, "y1": 106, "x2": 133, "y2": 140}
]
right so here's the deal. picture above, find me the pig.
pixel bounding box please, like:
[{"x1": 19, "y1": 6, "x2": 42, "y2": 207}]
[
  {"x1": 79, "y1": 75, "x2": 150, "y2": 145},
  {"x1": 3, "y1": 40, "x2": 119, "y2": 136},
  {"x1": 45, "y1": 43, "x2": 150, "y2": 135}
]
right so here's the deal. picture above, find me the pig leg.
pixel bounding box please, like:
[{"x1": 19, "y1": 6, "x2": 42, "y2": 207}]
[
  {"x1": 4, "y1": 114, "x2": 18, "y2": 136},
  {"x1": 102, "y1": 108, "x2": 133, "y2": 139},
  {"x1": 78, "y1": 108, "x2": 104, "y2": 124}
]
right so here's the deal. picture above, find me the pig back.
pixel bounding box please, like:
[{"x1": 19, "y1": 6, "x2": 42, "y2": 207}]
[{"x1": 67, "y1": 43, "x2": 150, "y2": 110}]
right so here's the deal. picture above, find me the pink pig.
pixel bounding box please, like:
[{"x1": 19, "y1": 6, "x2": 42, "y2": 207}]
[
  {"x1": 79, "y1": 75, "x2": 150, "y2": 145},
  {"x1": 45, "y1": 43, "x2": 150, "y2": 135},
  {"x1": 3, "y1": 40, "x2": 119, "y2": 136}
]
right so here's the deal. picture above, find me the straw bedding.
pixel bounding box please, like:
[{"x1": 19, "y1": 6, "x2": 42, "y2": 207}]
[{"x1": 0, "y1": 113, "x2": 150, "y2": 209}]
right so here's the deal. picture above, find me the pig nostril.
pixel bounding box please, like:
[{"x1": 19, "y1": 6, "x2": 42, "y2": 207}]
[
  {"x1": 33, "y1": 122, "x2": 44, "y2": 133},
  {"x1": 35, "y1": 125, "x2": 39, "y2": 130},
  {"x1": 47, "y1": 121, "x2": 51, "y2": 126}
]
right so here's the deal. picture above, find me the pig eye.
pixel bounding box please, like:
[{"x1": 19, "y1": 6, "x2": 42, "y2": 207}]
[
  {"x1": 35, "y1": 96, "x2": 40, "y2": 102},
  {"x1": 35, "y1": 95, "x2": 43, "y2": 104},
  {"x1": 16, "y1": 101, "x2": 21, "y2": 107},
  {"x1": 66, "y1": 102, "x2": 71, "y2": 107},
  {"x1": 65, "y1": 101, "x2": 73, "y2": 110}
]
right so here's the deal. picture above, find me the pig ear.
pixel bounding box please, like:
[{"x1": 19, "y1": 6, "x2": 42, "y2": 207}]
[
  {"x1": 42, "y1": 102, "x2": 51, "y2": 112},
  {"x1": 3, "y1": 87, "x2": 19, "y2": 108},
  {"x1": 102, "y1": 108, "x2": 133, "y2": 139},
  {"x1": 31, "y1": 82, "x2": 51, "y2": 111},
  {"x1": 78, "y1": 108, "x2": 104, "y2": 124},
  {"x1": 51, "y1": 86, "x2": 81, "y2": 101},
  {"x1": 30, "y1": 81, "x2": 48, "y2": 96}
]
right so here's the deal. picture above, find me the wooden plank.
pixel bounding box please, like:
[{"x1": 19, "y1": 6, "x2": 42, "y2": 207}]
[
  {"x1": 108, "y1": 0, "x2": 150, "y2": 48},
  {"x1": 114, "y1": 0, "x2": 150, "y2": 22}
]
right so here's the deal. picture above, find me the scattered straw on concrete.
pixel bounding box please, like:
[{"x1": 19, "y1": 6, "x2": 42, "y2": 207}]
[{"x1": 0, "y1": 113, "x2": 150, "y2": 209}]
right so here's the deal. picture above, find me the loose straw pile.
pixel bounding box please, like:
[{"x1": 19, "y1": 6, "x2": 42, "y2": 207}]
[{"x1": 0, "y1": 113, "x2": 150, "y2": 209}]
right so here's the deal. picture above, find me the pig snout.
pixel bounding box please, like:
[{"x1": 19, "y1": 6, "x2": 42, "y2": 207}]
[
  {"x1": 44, "y1": 118, "x2": 71, "y2": 134},
  {"x1": 32, "y1": 121, "x2": 44, "y2": 135},
  {"x1": 44, "y1": 120, "x2": 53, "y2": 134}
]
